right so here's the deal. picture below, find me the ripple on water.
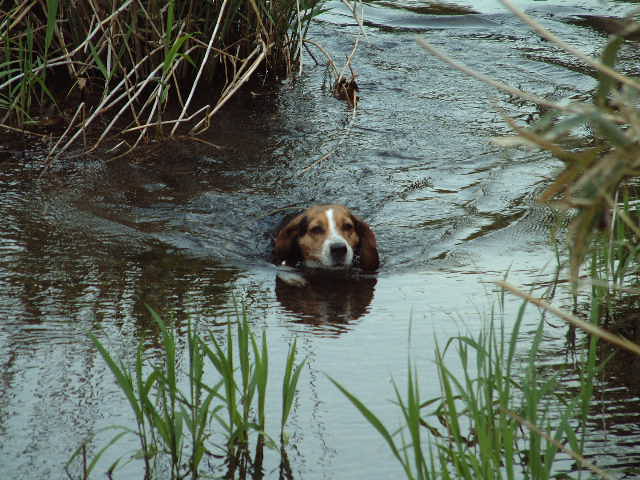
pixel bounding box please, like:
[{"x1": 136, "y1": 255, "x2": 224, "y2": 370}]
[{"x1": 2, "y1": 1, "x2": 640, "y2": 478}]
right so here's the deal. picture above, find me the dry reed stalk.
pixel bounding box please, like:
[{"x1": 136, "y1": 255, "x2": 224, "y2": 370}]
[
  {"x1": 497, "y1": 280, "x2": 640, "y2": 356},
  {"x1": 2, "y1": 0, "x2": 326, "y2": 163},
  {"x1": 45, "y1": 102, "x2": 86, "y2": 164},
  {"x1": 499, "y1": 0, "x2": 640, "y2": 91},
  {"x1": 299, "y1": 36, "x2": 361, "y2": 174},
  {"x1": 191, "y1": 42, "x2": 268, "y2": 134},
  {"x1": 303, "y1": 39, "x2": 340, "y2": 77},
  {"x1": 171, "y1": 0, "x2": 229, "y2": 137},
  {"x1": 415, "y1": 37, "x2": 569, "y2": 113},
  {"x1": 53, "y1": 51, "x2": 166, "y2": 159},
  {"x1": 341, "y1": 0, "x2": 367, "y2": 38},
  {"x1": 295, "y1": 0, "x2": 304, "y2": 76}
]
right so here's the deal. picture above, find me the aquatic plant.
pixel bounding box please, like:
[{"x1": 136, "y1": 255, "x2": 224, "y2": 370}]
[
  {"x1": 333, "y1": 287, "x2": 640, "y2": 479},
  {"x1": 416, "y1": 0, "x2": 640, "y2": 415},
  {"x1": 0, "y1": 0, "x2": 327, "y2": 161},
  {"x1": 417, "y1": 0, "x2": 640, "y2": 283},
  {"x1": 68, "y1": 306, "x2": 305, "y2": 479},
  {"x1": 349, "y1": 2, "x2": 640, "y2": 476}
]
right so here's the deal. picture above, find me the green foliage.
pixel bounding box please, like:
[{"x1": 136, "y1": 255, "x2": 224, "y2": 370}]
[
  {"x1": 334, "y1": 304, "x2": 606, "y2": 479},
  {"x1": 281, "y1": 338, "x2": 305, "y2": 436},
  {"x1": 71, "y1": 306, "x2": 304, "y2": 479}
]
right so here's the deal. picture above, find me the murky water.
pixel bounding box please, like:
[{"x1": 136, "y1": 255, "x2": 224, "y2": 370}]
[{"x1": 2, "y1": 1, "x2": 640, "y2": 478}]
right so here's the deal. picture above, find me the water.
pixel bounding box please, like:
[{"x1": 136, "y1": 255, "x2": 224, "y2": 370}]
[{"x1": 1, "y1": 1, "x2": 640, "y2": 478}]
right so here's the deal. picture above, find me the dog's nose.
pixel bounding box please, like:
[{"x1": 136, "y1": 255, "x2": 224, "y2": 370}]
[{"x1": 330, "y1": 242, "x2": 348, "y2": 262}]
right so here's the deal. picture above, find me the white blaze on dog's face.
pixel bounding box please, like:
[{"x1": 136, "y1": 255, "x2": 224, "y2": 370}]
[{"x1": 298, "y1": 206, "x2": 359, "y2": 268}]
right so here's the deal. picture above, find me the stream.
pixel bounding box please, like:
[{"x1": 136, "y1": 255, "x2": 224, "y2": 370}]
[{"x1": 1, "y1": 1, "x2": 640, "y2": 478}]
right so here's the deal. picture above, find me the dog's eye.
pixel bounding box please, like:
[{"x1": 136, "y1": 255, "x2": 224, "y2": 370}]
[
  {"x1": 343, "y1": 222, "x2": 354, "y2": 231},
  {"x1": 310, "y1": 226, "x2": 324, "y2": 235}
]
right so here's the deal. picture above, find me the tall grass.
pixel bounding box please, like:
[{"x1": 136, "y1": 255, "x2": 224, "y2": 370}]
[
  {"x1": 68, "y1": 306, "x2": 305, "y2": 479},
  {"x1": 0, "y1": 0, "x2": 326, "y2": 160},
  {"x1": 333, "y1": 297, "x2": 622, "y2": 480},
  {"x1": 331, "y1": 3, "x2": 640, "y2": 475}
]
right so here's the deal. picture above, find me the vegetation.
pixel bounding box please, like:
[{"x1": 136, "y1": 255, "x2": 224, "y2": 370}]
[
  {"x1": 63, "y1": 1, "x2": 640, "y2": 478},
  {"x1": 68, "y1": 307, "x2": 304, "y2": 479},
  {"x1": 334, "y1": 301, "x2": 610, "y2": 480},
  {"x1": 418, "y1": 0, "x2": 640, "y2": 283},
  {"x1": 332, "y1": 2, "x2": 640, "y2": 479},
  {"x1": 0, "y1": 0, "x2": 326, "y2": 160}
]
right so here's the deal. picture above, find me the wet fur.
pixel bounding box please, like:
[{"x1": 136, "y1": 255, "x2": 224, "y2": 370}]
[{"x1": 273, "y1": 205, "x2": 379, "y2": 271}]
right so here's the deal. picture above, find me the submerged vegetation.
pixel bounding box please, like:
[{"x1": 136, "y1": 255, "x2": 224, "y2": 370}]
[{"x1": 0, "y1": 0, "x2": 326, "y2": 160}]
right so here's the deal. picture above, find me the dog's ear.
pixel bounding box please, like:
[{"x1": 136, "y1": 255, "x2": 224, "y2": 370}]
[
  {"x1": 353, "y1": 215, "x2": 379, "y2": 271},
  {"x1": 273, "y1": 214, "x2": 308, "y2": 267}
]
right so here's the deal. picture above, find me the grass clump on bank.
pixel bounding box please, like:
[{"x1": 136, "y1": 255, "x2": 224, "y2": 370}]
[
  {"x1": 0, "y1": 0, "x2": 325, "y2": 159},
  {"x1": 68, "y1": 307, "x2": 304, "y2": 479}
]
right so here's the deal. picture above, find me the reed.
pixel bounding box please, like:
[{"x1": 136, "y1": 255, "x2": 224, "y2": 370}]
[
  {"x1": 333, "y1": 296, "x2": 617, "y2": 480},
  {"x1": 281, "y1": 338, "x2": 305, "y2": 437},
  {"x1": 414, "y1": 14, "x2": 640, "y2": 476},
  {"x1": 69, "y1": 306, "x2": 305, "y2": 479},
  {"x1": 0, "y1": 0, "x2": 326, "y2": 161}
]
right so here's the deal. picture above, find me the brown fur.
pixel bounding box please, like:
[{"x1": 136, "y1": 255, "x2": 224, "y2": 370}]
[{"x1": 273, "y1": 204, "x2": 379, "y2": 271}]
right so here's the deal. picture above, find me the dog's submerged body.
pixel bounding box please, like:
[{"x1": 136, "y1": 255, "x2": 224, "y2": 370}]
[{"x1": 273, "y1": 205, "x2": 379, "y2": 286}]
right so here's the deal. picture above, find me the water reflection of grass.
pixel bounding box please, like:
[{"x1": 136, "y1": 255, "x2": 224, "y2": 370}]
[{"x1": 68, "y1": 307, "x2": 304, "y2": 479}]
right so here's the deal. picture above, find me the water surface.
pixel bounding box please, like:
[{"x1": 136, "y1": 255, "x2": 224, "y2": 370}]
[{"x1": 2, "y1": 1, "x2": 640, "y2": 478}]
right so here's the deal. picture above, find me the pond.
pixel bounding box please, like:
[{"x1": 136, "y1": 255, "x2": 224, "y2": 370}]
[{"x1": 1, "y1": 0, "x2": 640, "y2": 478}]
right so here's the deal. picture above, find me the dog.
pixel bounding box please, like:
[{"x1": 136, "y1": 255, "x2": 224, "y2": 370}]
[{"x1": 273, "y1": 205, "x2": 379, "y2": 286}]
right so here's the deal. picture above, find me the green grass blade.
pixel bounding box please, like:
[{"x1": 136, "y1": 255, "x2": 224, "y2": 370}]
[
  {"x1": 44, "y1": 0, "x2": 59, "y2": 57},
  {"x1": 90, "y1": 334, "x2": 142, "y2": 421},
  {"x1": 281, "y1": 339, "x2": 305, "y2": 431},
  {"x1": 329, "y1": 376, "x2": 415, "y2": 479}
]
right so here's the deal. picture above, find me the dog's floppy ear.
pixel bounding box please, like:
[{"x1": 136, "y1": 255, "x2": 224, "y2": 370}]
[
  {"x1": 353, "y1": 215, "x2": 379, "y2": 271},
  {"x1": 273, "y1": 214, "x2": 308, "y2": 267}
]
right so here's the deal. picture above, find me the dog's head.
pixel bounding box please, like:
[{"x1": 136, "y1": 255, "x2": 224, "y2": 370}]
[{"x1": 273, "y1": 205, "x2": 379, "y2": 271}]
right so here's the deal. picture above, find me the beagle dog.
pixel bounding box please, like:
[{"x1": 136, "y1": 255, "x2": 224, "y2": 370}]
[{"x1": 273, "y1": 205, "x2": 379, "y2": 286}]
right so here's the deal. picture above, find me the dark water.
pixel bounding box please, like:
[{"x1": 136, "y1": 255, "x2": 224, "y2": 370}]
[{"x1": 2, "y1": 1, "x2": 640, "y2": 478}]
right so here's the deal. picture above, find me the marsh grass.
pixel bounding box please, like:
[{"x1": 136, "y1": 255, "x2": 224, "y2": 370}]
[
  {"x1": 69, "y1": 306, "x2": 304, "y2": 479},
  {"x1": 1, "y1": 0, "x2": 327, "y2": 161},
  {"x1": 332, "y1": 282, "x2": 640, "y2": 480},
  {"x1": 333, "y1": 294, "x2": 624, "y2": 480},
  {"x1": 412, "y1": 10, "x2": 640, "y2": 475}
]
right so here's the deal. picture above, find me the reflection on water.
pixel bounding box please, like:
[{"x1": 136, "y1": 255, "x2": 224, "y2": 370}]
[
  {"x1": 1, "y1": 0, "x2": 640, "y2": 478},
  {"x1": 276, "y1": 272, "x2": 377, "y2": 335}
]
